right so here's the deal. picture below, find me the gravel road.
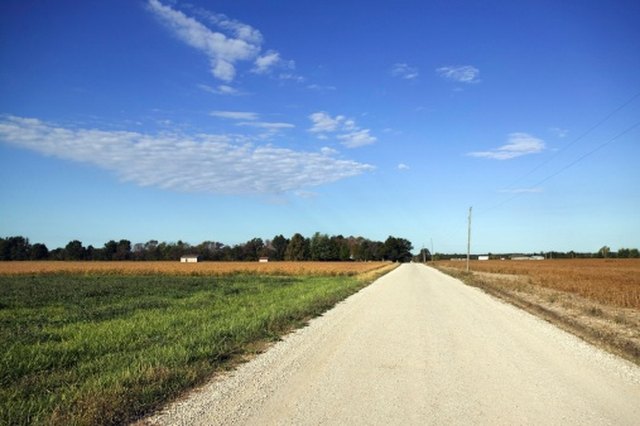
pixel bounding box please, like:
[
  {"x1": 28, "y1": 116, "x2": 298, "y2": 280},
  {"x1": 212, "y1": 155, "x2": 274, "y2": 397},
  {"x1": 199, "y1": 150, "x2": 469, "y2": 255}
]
[{"x1": 144, "y1": 264, "x2": 640, "y2": 425}]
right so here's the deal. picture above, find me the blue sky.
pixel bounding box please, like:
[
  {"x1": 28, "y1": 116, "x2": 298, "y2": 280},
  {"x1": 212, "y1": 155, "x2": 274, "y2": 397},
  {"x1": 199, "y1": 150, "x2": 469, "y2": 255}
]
[{"x1": 1, "y1": 0, "x2": 639, "y2": 254}]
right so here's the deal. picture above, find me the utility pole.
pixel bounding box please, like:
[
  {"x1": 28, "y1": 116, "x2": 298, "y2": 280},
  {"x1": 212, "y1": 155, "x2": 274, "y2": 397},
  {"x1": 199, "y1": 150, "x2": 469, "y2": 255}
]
[
  {"x1": 431, "y1": 238, "x2": 434, "y2": 262},
  {"x1": 422, "y1": 245, "x2": 426, "y2": 263},
  {"x1": 466, "y1": 206, "x2": 472, "y2": 272}
]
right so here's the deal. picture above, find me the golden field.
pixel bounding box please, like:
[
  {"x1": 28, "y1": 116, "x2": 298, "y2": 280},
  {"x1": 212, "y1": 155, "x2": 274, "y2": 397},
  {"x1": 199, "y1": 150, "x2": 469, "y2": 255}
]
[
  {"x1": 0, "y1": 260, "x2": 393, "y2": 277},
  {"x1": 436, "y1": 259, "x2": 640, "y2": 309}
]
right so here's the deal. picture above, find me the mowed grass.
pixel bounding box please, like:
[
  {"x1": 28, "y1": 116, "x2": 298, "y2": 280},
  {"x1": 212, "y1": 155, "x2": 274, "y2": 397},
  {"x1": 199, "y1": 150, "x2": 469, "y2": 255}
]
[{"x1": 0, "y1": 270, "x2": 390, "y2": 425}]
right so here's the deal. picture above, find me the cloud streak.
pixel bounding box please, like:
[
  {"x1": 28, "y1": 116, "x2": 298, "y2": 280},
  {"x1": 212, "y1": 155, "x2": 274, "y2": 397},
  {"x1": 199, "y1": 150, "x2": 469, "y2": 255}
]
[
  {"x1": 308, "y1": 112, "x2": 376, "y2": 148},
  {"x1": 437, "y1": 65, "x2": 480, "y2": 83},
  {"x1": 148, "y1": 0, "x2": 296, "y2": 84},
  {"x1": 0, "y1": 116, "x2": 373, "y2": 195},
  {"x1": 468, "y1": 133, "x2": 545, "y2": 160},
  {"x1": 148, "y1": 0, "x2": 260, "y2": 82},
  {"x1": 391, "y1": 63, "x2": 419, "y2": 80},
  {"x1": 210, "y1": 111, "x2": 294, "y2": 133},
  {"x1": 198, "y1": 84, "x2": 242, "y2": 95},
  {"x1": 210, "y1": 111, "x2": 259, "y2": 120}
]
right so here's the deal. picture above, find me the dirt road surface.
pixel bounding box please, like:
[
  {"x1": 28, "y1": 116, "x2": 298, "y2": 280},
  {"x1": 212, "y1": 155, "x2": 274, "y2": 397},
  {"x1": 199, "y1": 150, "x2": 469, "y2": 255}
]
[{"x1": 145, "y1": 264, "x2": 640, "y2": 425}]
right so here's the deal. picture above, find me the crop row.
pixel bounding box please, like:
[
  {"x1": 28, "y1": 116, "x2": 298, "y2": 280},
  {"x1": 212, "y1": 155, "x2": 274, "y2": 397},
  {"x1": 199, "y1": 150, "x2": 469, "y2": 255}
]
[{"x1": 0, "y1": 261, "x2": 391, "y2": 277}]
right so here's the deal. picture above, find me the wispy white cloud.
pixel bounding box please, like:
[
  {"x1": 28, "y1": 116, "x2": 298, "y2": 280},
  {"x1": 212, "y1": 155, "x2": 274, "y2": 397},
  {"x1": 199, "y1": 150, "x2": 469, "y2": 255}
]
[
  {"x1": 198, "y1": 84, "x2": 242, "y2": 95},
  {"x1": 253, "y1": 50, "x2": 281, "y2": 74},
  {"x1": 468, "y1": 133, "x2": 545, "y2": 160},
  {"x1": 338, "y1": 129, "x2": 376, "y2": 148},
  {"x1": 307, "y1": 84, "x2": 336, "y2": 91},
  {"x1": 148, "y1": 1, "x2": 295, "y2": 84},
  {"x1": 436, "y1": 65, "x2": 480, "y2": 83},
  {"x1": 391, "y1": 63, "x2": 419, "y2": 80},
  {"x1": 210, "y1": 111, "x2": 294, "y2": 133},
  {"x1": 148, "y1": 0, "x2": 260, "y2": 82},
  {"x1": 252, "y1": 50, "x2": 297, "y2": 77},
  {"x1": 397, "y1": 163, "x2": 410, "y2": 171},
  {"x1": 550, "y1": 127, "x2": 569, "y2": 138},
  {"x1": 236, "y1": 121, "x2": 295, "y2": 130},
  {"x1": 278, "y1": 73, "x2": 305, "y2": 83},
  {"x1": 309, "y1": 112, "x2": 344, "y2": 133},
  {"x1": 193, "y1": 9, "x2": 263, "y2": 45},
  {"x1": 308, "y1": 112, "x2": 376, "y2": 148},
  {"x1": 210, "y1": 110, "x2": 259, "y2": 120},
  {"x1": 0, "y1": 116, "x2": 373, "y2": 195}
]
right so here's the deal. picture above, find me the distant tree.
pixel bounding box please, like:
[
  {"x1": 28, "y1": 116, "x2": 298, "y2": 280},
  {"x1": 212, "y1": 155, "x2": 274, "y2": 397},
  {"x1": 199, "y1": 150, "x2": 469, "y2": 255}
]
[
  {"x1": 414, "y1": 248, "x2": 431, "y2": 262},
  {"x1": 630, "y1": 248, "x2": 640, "y2": 258},
  {"x1": 30, "y1": 243, "x2": 49, "y2": 260},
  {"x1": 225, "y1": 244, "x2": 243, "y2": 261},
  {"x1": 142, "y1": 240, "x2": 160, "y2": 260},
  {"x1": 242, "y1": 238, "x2": 264, "y2": 261},
  {"x1": 271, "y1": 235, "x2": 289, "y2": 261},
  {"x1": 351, "y1": 237, "x2": 368, "y2": 261},
  {"x1": 197, "y1": 241, "x2": 225, "y2": 261},
  {"x1": 167, "y1": 240, "x2": 191, "y2": 260},
  {"x1": 49, "y1": 248, "x2": 64, "y2": 260},
  {"x1": 113, "y1": 239, "x2": 131, "y2": 260},
  {"x1": 132, "y1": 243, "x2": 145, "y2": 260},
  {"x1": 310, "y1": 232, "x2": 339, "y2": 261},
  {"x1": 285, "y1": 233, "x2": 309, "y2": 261},
  {"x1": 353, "y1": 239, "x2": 385, "y2": 261},
  {"x1": 383, "y1": 236, "x2": 413, "y2": 263},
  {"x1": 64, "y1": 240, "x2": 86, "y2": 260},
  {"x1": 598, "y1": 246, "x2": 611, "y2": 258},
  {"x1": 0, "y1": 236, "x2": 31, "y2": 260},
  {"x1": 258, "y1": 242, "x2": 275, "y2": 260},
  {"x1": 103, "y1": 240, "x2": 118, "y2": 260},
  {"x1": 85, "y1": 245, "x2": 97, "y2": 261},
  {"x1": 331, "y1": 235, "x2": 351, "y2": 261}
]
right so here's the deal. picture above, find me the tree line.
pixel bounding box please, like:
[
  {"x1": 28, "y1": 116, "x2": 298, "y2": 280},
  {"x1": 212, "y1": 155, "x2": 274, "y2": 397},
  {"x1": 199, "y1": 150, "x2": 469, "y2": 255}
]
[{"x1": 0, "y1": 234, "x2": 414, "y2": 263}]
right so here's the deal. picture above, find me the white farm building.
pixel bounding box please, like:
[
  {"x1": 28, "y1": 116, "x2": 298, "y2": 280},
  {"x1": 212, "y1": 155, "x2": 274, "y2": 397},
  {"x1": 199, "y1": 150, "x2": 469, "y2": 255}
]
[{"x1": 180, "y1": 255, "x2": 200, "y2": 263}]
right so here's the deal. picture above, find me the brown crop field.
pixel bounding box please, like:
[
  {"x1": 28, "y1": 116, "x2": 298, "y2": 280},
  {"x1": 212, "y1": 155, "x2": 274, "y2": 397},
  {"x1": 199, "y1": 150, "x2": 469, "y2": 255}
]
[
  {"x1": 0, "y1": 260, "x2": 393, "y2": 277},
  {"x1": 435, "y1": 259, "x2": 640, "y2": 309}
]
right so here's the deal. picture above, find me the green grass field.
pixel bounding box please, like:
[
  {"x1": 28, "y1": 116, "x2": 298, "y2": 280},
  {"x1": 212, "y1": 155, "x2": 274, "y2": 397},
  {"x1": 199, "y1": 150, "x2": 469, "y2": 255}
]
[{"x1": 0, "y1": 273, "x2": 377, "y2": 425}]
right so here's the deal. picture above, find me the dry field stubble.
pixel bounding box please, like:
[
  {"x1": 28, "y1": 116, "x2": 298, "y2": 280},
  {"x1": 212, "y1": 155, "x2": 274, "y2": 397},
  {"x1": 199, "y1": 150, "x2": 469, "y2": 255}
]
[
  {"x1": 434, "y1": 259, "x2": 640, "y2": 365},
  {"x1": 0, "y1": 261, "x2": 393, "y2": 277},
  {"x1": 437, "y1": 259, "x2": 640, "y2": 309}
]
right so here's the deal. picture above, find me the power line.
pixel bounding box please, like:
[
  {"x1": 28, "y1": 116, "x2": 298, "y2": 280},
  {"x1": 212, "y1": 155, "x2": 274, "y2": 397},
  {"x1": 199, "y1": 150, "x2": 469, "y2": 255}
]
[
  {"x1": 528, "y1": 119, "x2": 640, "y2": 188},
  {"x1": 479, "y1": 119, "x2": 640, "y2": 215},
  {"x1": 501, "y1": 90, "x2": 640, "y2": 191}
]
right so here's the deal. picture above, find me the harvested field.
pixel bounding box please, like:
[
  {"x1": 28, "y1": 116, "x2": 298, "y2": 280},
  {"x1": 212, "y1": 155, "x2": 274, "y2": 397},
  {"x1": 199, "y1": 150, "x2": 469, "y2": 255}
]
[
  {"x1": 0, "y1": 261, "x2": 391, "y2": 277},
  {"x1": 436, "y1": 259, "x2": 640, "y2": 309}
]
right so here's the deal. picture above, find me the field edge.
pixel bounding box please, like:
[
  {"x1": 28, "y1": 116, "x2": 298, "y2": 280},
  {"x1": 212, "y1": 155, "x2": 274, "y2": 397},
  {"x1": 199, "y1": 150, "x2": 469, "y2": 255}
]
[
  {"x1": 433, "y1": 264, "x2": 640, "y2": 367},
  {"x1": 132, "y1": 262, "x2": 399, "y2": 425}
]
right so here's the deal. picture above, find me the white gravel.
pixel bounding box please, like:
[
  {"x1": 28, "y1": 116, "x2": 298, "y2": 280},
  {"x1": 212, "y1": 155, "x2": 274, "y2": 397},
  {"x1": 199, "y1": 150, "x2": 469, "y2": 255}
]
[{"x1": 142, "y1": 264, "x2": 640, "y2": 425}]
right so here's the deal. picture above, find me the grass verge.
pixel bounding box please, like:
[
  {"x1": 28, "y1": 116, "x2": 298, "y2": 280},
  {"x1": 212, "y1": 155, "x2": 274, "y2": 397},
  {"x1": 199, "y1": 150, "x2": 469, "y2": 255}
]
[
  {"x1": 434, "y1": 265, "x2": 640, "y2": 367},
  {"x1": 0, "y1": 264, "x2": 396, "y2": 425}
]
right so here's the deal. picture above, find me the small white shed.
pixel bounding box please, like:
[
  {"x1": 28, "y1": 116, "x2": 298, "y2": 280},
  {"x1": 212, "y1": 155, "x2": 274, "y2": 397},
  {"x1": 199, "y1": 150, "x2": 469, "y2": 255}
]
[
  {"x1": 180, "y1": 255, "x2": 200, "y2": 263},
  {"x1": 258, "y1": 257, "x2": 269, "y2": 263}
]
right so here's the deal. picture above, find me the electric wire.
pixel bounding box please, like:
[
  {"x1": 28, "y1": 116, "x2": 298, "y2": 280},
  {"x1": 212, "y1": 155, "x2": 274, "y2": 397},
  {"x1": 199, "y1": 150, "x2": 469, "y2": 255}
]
[
  {"x1": 502, "y1": 90, "x2": 640, "y2": 191},
  {"x1": 478, "y1": 119, "x2": 640, "y2": 215}
]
